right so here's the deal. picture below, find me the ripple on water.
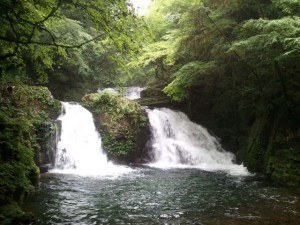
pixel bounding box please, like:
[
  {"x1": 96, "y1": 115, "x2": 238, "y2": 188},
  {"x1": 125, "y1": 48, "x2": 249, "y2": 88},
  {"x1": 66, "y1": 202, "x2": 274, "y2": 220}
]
[{"x1": 25, "y1": 168, "x2": 300, "y2": 225}]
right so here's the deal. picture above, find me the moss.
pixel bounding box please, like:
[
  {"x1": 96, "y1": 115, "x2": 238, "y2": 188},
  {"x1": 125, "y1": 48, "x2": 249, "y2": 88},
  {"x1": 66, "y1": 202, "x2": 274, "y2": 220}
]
[
  {"x1": 101, "y1": 133, "x2": 135, "y2": 158},
  {"x1": 240, "y1": 115, "x2": 274, "y2": 172},
  {"x1": 138, "y1": 96, "x2": 173, "y2": 108},
  {"x1": 12, "y1": 85, "x2": 61, "y2": 119},
  {"x1": 82, "y1": 91, "x2": 149, "y2": 162},
  {"x1": 0, "y1": 201, "x2": 23, "y2": 225},
  {"x1": 138, "y1": 85, "x2": 185, "y2": 109},
  {"x1": 0, "y1": 201, "x2": 35, "y2": 225},
  {"x1": 0, "y1": 112, "x2": 38, "y2": 223},
  {"x1": 239, "y1": 112, "x2": 300, "y2": 186},
  {"x1": 0, "y1": 112, "x2": 38, "y2": 198},
  {"x1": 266, "y1": 141, "x2": 300, "y2": 186},
  {"x1": 0, "y1": 85, "x2": 60, "y2": 222}
]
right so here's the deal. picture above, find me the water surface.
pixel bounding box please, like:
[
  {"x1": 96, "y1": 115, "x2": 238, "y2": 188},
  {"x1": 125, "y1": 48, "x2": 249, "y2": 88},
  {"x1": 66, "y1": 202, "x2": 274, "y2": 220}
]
[{"x1": 25, "y1": 168, "x2": 300, "y2": 225}]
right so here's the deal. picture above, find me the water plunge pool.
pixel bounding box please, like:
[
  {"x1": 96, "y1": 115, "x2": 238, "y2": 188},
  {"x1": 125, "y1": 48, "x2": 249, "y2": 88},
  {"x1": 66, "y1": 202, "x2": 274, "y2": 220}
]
[{"x1": 25, "y1": 167, "x2": 300, "y2": 225}]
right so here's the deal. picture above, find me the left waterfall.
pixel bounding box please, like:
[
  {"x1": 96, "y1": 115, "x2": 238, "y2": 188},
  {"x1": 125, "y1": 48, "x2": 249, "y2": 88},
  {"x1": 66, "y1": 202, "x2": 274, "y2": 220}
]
[{"x1": 53, "y1": 102, "x2": 132, "y2": 176}]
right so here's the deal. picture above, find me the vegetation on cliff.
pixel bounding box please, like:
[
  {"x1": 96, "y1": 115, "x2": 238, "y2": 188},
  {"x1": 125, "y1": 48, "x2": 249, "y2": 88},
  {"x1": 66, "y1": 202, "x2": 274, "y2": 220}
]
[
  {"x1": 130, "y1": 0, "x2": 300, "y2": 185},
  {"x1": 82, "y1": 91, "x2": 149, "y2": 163},
  {"x1": 0, "y1": 85, "x2": 60, "y2": 224},
  {"x1": 0, "y1": 5, "x2": 299, "y2": 224},
  {"x1": 0, "y1": 1, "x2": 148, "y2": 221}
]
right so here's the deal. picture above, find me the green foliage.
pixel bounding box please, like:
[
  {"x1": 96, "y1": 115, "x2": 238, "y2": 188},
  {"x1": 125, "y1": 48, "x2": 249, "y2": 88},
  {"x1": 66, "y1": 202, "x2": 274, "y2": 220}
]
[
  {"x1": 82, "y1": 92, "x2": 148, "y2": 159},
  {"x1": 102, "y1": 133, "x2": 135, "y2": 157},
  {"x1": 0, "y1": 85, "x2": 60, "y2": 222},
  {"x1": 0, "y1": 110, "x2": 38, "y2": 205},
  {"x1": 272, "y1": 0, "x2": 300, "y2": 16},
  {"x1": 0, "y1": 0, "x2": 148, "y2": 90},
  {"x1": 139, "y1": 0, "x2": 299, "y2": 122},
  {"x1": 11, "y1": 85, "x2": 61, "y2": 119},
  {"x1": 230, "y1": 17, "x2": 300, "y2": 60},
  {"x1": 228, "y1": 16, "x2": 300, "y2": 118},
  {"x1": 131, "y1": 39, "x2": 177, "y2": 68},
  {"x1": 127, "y1": 0, "x2": 300, "y2": 184},
  {"x1": 126, "y1": 0, "x2": 202, "y2": 85},
  {"x1": 267, "y1": 146, "x2": 300, "y2": 186},
  {"x1": 163, "y1": 61, "x2": 218, "y2": 101},
  {"x1": 0, "y1": 201, "x2": 24, "y2": 225}
]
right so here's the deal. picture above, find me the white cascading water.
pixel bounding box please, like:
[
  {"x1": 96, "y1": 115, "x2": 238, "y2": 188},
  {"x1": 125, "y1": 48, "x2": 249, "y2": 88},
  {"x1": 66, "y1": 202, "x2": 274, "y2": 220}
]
[
  {"x1": 98, "y1": 87, "x2": 119, "y2": 95},
  {"x1": 53, "y1": 102, "x2": 132, "y2": 176},
  {"x1": 147, "y1": 108, "x2": 249, "y2": 176},
  {"x1": 98, "y1": 87, "x2": 146, "y2": 100},
  {"x1": 124, "y1": 87, "x2": 146, "y2": 100}
]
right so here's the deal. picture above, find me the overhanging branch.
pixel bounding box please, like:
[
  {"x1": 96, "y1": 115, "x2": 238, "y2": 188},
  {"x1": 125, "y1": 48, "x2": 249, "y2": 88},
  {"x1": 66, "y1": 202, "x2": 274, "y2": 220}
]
[
  {"x1": 36, "y1": 0, "x2": 63, "y2": 24},
  {"x1": 0, "y1": 34, "x2": 105, "y2": 49}
]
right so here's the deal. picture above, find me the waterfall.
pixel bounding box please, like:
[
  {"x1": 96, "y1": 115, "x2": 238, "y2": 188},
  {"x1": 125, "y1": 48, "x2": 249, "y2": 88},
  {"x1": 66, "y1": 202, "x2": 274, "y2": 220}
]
[
  {"x1": 98, "y1": 86, "x2": 146, "y2": 100},
  {"x1": 53, "y1": 102, "x2": 132, "y2": 176},
  {"x1": 98, "y1": 87, "x2": 120, "y2": 95},
  {"x1": 147, "y1": 108, "x2": 249, "y2": 176},
  {"x1": 124, "y1": 87, "x2": 145, "y2": 100}
]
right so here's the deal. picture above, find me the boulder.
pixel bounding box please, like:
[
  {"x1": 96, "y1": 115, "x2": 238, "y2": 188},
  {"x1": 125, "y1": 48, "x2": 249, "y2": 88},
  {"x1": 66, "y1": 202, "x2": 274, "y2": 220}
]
[{"x1": 82, "y1": 92, "x2": 151, "y2": 164}]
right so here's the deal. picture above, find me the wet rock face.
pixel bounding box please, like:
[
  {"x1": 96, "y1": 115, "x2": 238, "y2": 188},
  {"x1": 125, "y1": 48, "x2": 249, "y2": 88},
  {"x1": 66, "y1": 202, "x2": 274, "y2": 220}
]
[
  {"x1": 138, "y1": 85, "x2": 187, "y2": 110},
  {"x1": 0, "y1": 85, "x2": 61, "y2": 172},
  {"x1": 139, "y1": 84, "x2": 300, "y2": 186},
  {"x1": 130, "y1": 121, "x2": 152, "y2": 164},
  {"x1": 82, "y1": 92, "x2": 151, "y2": 164},
  {"x1": 35, "y1": 121, "x2": 59, "y2": 172},
  {"x1": 14, "y1": 86, "x2": 61, "y2": 171},
  {"x1": 0, "y1": 85, "x2": 61, "y2": 224},
  {"x1": 265, "y1": 135, "x2": 300, "y2": 186}
]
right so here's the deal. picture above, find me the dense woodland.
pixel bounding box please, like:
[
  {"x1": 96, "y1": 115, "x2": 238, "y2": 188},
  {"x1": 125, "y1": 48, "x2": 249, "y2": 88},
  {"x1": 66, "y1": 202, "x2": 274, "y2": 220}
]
[
  {"x1": 137, "y1": 0, "x2": 300, "y2": 175},
  {"x1": 0, "y1": 0, "x2": 299, "y2": 224},
  {"x1": 0, "y1": 0, "x2": 149, "y2": 99}
]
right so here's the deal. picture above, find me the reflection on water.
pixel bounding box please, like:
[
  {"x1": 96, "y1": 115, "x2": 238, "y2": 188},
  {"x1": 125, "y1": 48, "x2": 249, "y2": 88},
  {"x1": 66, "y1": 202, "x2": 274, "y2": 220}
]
[{"x1": 24, "y1": 168, "x2": 300, "y2": 225}]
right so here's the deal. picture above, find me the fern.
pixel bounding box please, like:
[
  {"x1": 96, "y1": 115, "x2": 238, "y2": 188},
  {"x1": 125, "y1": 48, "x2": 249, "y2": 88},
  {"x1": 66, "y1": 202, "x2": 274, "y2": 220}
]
[
  {"x1": 163, "y1": 61, "x2": 217, "y2": 101},
  {"x1": 273, "y1": 0, "x2": 300, "y2": 16}
]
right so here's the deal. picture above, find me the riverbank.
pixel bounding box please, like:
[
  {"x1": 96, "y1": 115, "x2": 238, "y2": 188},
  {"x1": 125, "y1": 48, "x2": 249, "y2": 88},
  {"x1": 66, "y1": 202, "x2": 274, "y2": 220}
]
[{"x1": 0, "y1": 85, "x2": 60, "y2": 224}]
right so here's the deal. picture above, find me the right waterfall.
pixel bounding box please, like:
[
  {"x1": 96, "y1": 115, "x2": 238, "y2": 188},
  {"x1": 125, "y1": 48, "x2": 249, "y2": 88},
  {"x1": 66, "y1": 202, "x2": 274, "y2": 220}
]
[{"x1": 147, "y1": 108, "x2": 249, "y2": 176}]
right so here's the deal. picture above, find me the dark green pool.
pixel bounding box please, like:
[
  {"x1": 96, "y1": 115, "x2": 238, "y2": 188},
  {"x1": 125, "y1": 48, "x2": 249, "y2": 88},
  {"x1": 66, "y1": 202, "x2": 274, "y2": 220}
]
[{"x1": 24, "y1": 168, "x2": 300, "y2": 225}]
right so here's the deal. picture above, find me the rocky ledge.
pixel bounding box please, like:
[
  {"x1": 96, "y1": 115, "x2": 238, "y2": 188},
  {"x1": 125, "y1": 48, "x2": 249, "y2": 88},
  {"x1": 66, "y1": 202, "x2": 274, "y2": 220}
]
[{"x1": 82, "y1": 91, "x2": 151, "y2": 164}]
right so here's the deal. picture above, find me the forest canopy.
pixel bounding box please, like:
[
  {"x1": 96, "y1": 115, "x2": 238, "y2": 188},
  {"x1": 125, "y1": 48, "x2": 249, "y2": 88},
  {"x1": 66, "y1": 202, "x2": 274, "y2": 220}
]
[
  {"x1": 131, "y1": 0, "x2": 299, "y2": 128},
  {"x1": 0, "y1": 0, "x2": 147, "y2": 91},
  {"x1": 0, "y1": 1, "x2": 300, "y2": 222},
  {"x1": 0, "y1": 0, "x2": 299, "y2": 120}
]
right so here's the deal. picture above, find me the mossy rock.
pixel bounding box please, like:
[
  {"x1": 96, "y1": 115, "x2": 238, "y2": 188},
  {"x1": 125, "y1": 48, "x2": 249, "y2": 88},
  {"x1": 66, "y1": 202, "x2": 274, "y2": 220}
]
[
  {"x1": 239, "y1": 113, "x2": 300, "y2": 186},
  {"x1": 82, "y1": 92, "x2": 151, "y2": 163},
  {"x1": 0, "y1": 85, "x2": 61, "y2": 221},
  {"x1": 0, "y1": 201, "x2": 35, "y2": 225},
  {"x1": 138, "y1": 85, "x2": 186, "y2": 110},
  {"x1": 11, "y1": 85, "x2": 61, "y2": 119},
  {"x1": 266, "y1": 141, "x2": 300, "y2": 186}
]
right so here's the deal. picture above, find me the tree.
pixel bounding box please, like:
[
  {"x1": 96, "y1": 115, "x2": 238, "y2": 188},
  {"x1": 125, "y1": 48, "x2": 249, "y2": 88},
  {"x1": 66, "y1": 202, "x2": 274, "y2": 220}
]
[{"x1": 0, "y1": 0, "x2": 146, "y2": 85}]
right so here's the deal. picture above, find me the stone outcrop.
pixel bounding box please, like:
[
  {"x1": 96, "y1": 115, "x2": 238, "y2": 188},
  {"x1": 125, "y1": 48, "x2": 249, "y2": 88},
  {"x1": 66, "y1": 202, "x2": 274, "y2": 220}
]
[
  {"x1": 0, "y1": 85, "x2": 61, "y2": 224},
  {"x1": 138, "y1": 84, "x2": 187, "y2": 110},
  {"x1": 82, "y1": 92, "x2": 151, "y2": 164},
  {"x1": 138, "y1": 85, "x2": 300, "y2": 186}
]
